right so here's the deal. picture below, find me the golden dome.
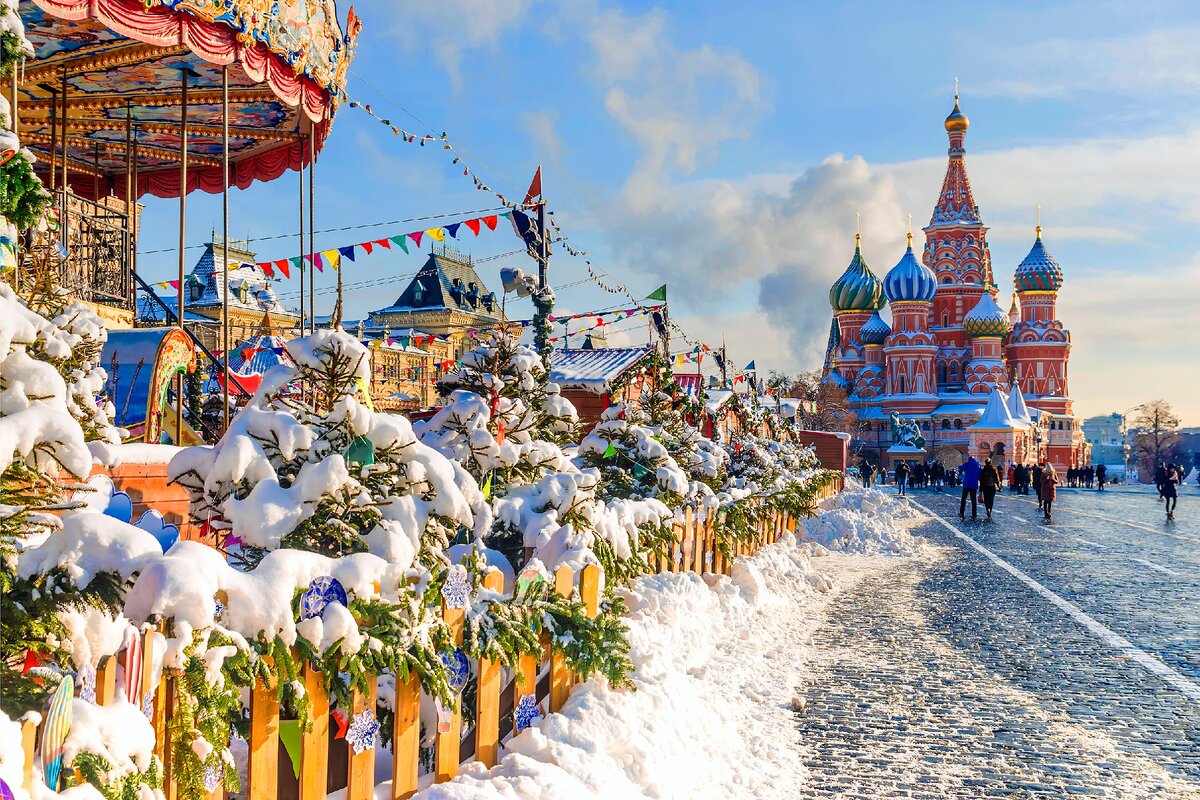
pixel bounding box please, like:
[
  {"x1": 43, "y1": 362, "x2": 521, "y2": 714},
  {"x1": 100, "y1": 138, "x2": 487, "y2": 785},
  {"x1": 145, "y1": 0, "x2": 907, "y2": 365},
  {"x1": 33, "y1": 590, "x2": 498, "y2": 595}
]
[{"x1": 944, "y1": 95, "x2": 969, "y2": 132}]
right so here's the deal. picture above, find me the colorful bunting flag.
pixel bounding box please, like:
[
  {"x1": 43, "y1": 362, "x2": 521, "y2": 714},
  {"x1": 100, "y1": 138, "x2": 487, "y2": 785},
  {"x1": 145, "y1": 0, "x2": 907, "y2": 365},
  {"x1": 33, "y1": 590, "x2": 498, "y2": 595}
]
[
  {"x1": 409, "y1": 231, "x2": 424, "y2": 248},
  {"x1": 425, "y1": 227, "x2": 445, "y2": 243},
  {"x1": 446, "y1": 222, "x2": 461, "y2": 239},
  {"x1": 275, "y1": 259, "x2": 290, "y2": 279},
  {"x1": 338, "y1": 245, "x2": 356, "y2": 261},
  {"x1": 322, "y1": 249, "x2": 341, "y2": 271},
  {"x1": 465, "y1": 218, "x2": 481, "y2": 236}
]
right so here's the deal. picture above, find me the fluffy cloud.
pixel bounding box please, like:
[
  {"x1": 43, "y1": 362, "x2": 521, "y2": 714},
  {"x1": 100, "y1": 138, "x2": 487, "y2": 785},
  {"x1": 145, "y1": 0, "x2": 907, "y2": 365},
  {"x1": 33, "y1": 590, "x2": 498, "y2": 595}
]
[{"x1": 386, "y1": 0, "x2": 532, "y2": 87}]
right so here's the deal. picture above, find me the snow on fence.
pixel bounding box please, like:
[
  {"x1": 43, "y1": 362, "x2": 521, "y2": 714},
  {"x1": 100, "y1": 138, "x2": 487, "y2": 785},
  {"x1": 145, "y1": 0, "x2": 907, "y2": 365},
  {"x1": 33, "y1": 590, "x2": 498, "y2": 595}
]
[{"x1": 15, "y1": 489, "x2": 836, "y2": 800}]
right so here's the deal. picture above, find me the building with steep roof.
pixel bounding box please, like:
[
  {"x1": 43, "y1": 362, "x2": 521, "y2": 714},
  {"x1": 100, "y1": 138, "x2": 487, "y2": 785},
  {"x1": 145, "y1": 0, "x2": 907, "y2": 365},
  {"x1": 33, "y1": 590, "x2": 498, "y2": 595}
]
[
  {"x1": 821, "y1": 96, "x2": 1089, "y2": 471},
  {"x1": 367, "y1": 244, "x2": 501, "y2": 361}
]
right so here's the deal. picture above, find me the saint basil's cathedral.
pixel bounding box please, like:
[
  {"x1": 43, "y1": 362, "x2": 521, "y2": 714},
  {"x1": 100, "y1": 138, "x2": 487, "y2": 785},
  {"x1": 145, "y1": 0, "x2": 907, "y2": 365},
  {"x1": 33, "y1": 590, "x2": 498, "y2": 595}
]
[{"x1": 821, "y1": 95, "x2": 1090, "y2": 472}]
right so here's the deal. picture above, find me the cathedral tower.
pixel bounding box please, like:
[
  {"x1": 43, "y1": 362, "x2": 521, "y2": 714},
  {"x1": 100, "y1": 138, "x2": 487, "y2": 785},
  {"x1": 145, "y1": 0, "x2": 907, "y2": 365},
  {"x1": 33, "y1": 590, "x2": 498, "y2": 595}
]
[
  {"x1": 1007, "y1": 225, "x2": 1072, "y2": 413},
  {"x1": 881, "y1": 233, "x2": 939, "y2": 413},
  {"x1": 828, "y1": 234, "x2": 884, "y2": 387}
]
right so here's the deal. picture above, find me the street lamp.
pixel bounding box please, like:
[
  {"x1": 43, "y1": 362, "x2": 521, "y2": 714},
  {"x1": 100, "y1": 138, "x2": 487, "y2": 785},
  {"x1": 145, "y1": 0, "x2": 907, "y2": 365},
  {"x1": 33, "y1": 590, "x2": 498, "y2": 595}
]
[{"x1": 1121, "y1": 403, "x2": 1146, "y2": 484}]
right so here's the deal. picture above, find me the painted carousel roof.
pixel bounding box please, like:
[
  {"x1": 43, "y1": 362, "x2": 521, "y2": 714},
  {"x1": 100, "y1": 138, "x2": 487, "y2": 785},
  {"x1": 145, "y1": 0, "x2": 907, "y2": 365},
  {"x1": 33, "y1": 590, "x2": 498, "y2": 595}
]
[{"x1": 18, "y1": 0, "x2": 360, "y2": 200}]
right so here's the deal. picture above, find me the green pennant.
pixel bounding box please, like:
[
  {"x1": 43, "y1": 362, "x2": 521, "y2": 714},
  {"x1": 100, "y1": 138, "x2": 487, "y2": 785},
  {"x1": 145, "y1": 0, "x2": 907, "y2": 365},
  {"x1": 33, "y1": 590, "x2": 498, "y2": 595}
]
[
  {"x1": 279, "y1": 720, "x2": 301, "y2": 778},
  {"x1": 602, "y1": 441, "x2": 617, "y2": 459},
  {"x1": 391, "y1": 235, "x2": 409, "y2": 254},
  {"x1": 631, "y1": 462, "x2": 650, "y2": 480},
  {"x1": 344, "y1": 435, "x2": 376, "y2": 466},
  {"x1": 646, "y1": 284, "x2": 667, "y2": 302}
]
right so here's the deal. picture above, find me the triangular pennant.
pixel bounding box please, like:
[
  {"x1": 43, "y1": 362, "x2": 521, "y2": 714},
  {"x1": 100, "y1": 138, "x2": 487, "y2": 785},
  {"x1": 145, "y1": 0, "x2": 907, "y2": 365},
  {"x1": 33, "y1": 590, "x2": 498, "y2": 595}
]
[
  {"x1": 338, "y1": 245, "x2": 356, "y2": 261},
  {"x1": 446, "y1": 222, "x2": 461, "y2": 239},
  {"x1": 425, "y1": 227, "x2": 445, "y2": 243},
  {"x1": 495, "y1": 421, "x2": 505, "y2": 446},
  {"x1": 465, "y1": 218, "x2": 481, "y2": 236},
  {"x1": 602, "y1": 441, "x2": 617, "y2": 459},
  {"x1": 168, "y1": 280, "x2": 179, "y2": 290},
  {"x1": 274, "y1": 259, "x2": 291, "y2": 279},
  {"x1": 375, "y1": 238, "x2": 391, "y2": 250},
  {"x1": 260, "y1": 261, "x2": 274, "y2": 278},
  {"x1": 481, "y1": 471, "x2": 493, "y2": 499},
  {"x1": 390, "y1": 235, "x2": 409, "y2": 254},
  {"x1": 321, "y1": 249, "x2": 340, "y2": 270},
  {"x1": 361, "y1": 241, "x2": 374, "y2": 255},
  {"x1": 409, "y1": 231, "x2": 424, "y2": 248},
  {"x1": 482, "y1": 215, "x2": 498, "y2": 231}
]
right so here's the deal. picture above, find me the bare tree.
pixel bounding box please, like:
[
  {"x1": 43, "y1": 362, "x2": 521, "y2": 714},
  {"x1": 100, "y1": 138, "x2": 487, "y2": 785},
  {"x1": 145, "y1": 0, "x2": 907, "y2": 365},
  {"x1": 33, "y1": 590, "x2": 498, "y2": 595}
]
[{"x1": 1133, "y1": 399, "x2": 1183, "y2": 475}]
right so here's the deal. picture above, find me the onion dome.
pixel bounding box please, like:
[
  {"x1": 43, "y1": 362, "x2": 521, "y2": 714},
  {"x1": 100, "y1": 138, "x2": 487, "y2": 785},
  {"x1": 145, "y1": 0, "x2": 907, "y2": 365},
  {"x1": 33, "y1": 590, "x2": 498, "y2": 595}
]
[
  {"x1": 859, "y1": 310, "x2": 891, "y2": 345},
  {"x1": 944, "y1": 95, "x2": 969, "y2": 132},
  {"x1": 829, "y1": 234, "x2": 884, "y2": 312},
  {"x1": 1014, "y1": 228, "x2": 1063, "y2": 292},
  {"x1": 963, "y1": 292, "x2": 1011, "y2": 338},
  {"x1": 883, "y1": 234, "x2": 937, "y2": 303}
]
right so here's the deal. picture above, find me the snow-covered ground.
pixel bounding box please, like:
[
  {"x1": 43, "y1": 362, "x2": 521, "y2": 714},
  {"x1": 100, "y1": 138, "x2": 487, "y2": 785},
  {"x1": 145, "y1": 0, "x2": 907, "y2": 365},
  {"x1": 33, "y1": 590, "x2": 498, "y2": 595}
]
[{"x1": 408, "y1": 488, "x2": 927, "y2": 799}]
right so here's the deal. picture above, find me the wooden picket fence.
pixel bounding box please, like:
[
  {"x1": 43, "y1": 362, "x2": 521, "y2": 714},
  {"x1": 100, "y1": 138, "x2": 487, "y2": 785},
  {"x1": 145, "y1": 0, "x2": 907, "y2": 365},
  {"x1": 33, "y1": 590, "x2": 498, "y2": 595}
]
[{"x1": 17, "y1": 485, "x2": 838, "y2": 800}]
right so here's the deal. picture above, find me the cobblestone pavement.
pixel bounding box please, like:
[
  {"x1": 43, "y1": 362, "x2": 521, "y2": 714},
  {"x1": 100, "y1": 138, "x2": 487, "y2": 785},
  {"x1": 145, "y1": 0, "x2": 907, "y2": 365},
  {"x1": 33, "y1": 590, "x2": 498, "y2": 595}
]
[{"x1": 794, "y1": 493, "x2": 1200, "y2": 799}]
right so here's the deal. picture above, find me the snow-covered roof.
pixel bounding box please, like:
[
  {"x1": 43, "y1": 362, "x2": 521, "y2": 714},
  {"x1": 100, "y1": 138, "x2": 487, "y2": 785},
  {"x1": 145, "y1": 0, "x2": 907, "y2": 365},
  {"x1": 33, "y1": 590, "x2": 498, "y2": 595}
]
[
  {"x1": 705, "y1": 389, "x2": 735, "y2": 414},
  {"x1": 970, "y1": 387, "x2": 1025, "y2": 430},
  {"x1": 1006, "y1": 382, "x2": 1031, "y2": 423},
  {"x1": 549, "y1": 346, "x2": 654, "y2": 393}
]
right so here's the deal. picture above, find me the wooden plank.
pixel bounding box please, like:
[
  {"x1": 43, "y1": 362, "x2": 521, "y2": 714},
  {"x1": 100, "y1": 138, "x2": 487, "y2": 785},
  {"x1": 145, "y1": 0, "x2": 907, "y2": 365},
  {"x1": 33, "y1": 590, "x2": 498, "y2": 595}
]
[
  {"x1": 434, "y1": 604, "x2": 465, "y2": 783},
  {"x1": 681, "y1": 507, "x2": 694, "y2": 573},
  {"x1": 580, "y1": 564, "x2": 601, "y2": 619},
  {"x1": 158, "y1": 680, "x2": 175, "y2": 800},
  {"x1": 96, "y1": 655, "x2": 117, "y2": 706},
  {"x1": 299, "y1": 663, "x2": 329, "y2": 800},
  {"x1": 514, "y1": 649, "x2": 540, "y2": 735},
  {"x1": 391, "y1": 671, "x2": 420, "y2": 800},
  {"x1": 693, "y1": 511, "x2": 706, "y2": 574},
  {"x1": 474, "y1": 570, "x2": 505, "y2": 768},
  {"x1": 248, "y1": 666, "x2": 279, "y2": 800},
  {"x1": 345, "y1": 679, "x2": 377, "y2": 800},
  {"x1": 549, "y1": 566, "x2": 574, "y2": 713},
  {"x1": 20, "y1": 717, "x2": 35, "y2": 792}
]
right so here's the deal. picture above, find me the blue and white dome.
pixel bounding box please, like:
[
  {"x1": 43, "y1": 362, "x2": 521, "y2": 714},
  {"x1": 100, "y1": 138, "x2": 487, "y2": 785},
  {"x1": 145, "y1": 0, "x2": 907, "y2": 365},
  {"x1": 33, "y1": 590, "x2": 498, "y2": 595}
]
[
  {"x1": 883, "y1": 238, "x2": 938, "y2": 303},
  {"x1": 859, "y1": 309, "x2": 891, "y2": 345},
  {"x1": 829, "y1": 235, "x2": 884, "y2": 312}
]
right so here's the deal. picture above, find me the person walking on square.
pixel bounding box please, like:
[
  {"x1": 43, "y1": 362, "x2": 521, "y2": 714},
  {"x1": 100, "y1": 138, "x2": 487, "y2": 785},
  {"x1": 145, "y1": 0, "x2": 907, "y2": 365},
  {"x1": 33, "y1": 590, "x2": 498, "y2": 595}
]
[
  {"x1": 980, "y1": 458, "x2": 1001, "y2": 521},
  {"x1": 895, "y1": 460, "x2": 910, "y2": 496},
  {"x1": 1096, "y1": 463, "x2": 1107, "y2": 491},
  {"x1": 1155, "y1": 463, "x2": 1168, "y2": 501},
  {"x1": 959, "y1": 455, "x2": 981, "y2": 520},
  {"x1": 1163, "y1": 463, "x2": 1179, "y2": 521},
  {"x1": 1042, "y1": 464, "x2": 1059, "y2": 523},
  {"x1": 1032, "y1": 462, "x2": 1045, "y2": 511}
]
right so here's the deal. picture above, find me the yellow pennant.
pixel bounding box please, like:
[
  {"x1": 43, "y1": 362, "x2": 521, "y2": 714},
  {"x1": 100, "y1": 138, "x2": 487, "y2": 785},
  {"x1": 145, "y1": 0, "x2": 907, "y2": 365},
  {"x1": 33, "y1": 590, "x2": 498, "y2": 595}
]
[
  {"x1": 425, "y1": 227, "x2": 445, "y2": 243},
  {"x1": 322, "y1": 249, "x2": 341, "y2": 270}
]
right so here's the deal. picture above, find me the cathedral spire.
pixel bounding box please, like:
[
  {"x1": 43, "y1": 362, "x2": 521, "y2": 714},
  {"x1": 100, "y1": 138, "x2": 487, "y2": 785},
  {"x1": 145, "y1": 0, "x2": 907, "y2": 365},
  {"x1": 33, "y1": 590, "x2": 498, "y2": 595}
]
[{"x1": 929, "y1": 92, "x2": 980, "y2": 227}]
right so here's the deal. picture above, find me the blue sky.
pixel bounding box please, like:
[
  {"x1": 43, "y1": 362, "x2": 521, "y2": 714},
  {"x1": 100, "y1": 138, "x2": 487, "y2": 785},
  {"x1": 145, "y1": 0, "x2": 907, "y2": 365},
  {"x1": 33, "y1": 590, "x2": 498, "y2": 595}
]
[{"x1": 136, "y1": 0, "x2": 1200, "y2": 424}]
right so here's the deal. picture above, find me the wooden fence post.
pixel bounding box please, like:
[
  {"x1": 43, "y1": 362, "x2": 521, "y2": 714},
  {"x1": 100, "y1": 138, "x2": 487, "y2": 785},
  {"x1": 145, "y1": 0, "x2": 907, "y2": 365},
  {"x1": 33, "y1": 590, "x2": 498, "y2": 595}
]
[
  {"x1": 248, "y1": 662, "x2": 279, "y2": 800},
  {"x1": 514, "y1": 648, "x2": 539, "y2": 735},
  {"x1": 681, "y1": 507, "x2": 694, "y2": 573},
  {"x1": 549, "y1": 566, "x2": 574, "y2": 713},
  {"x1": 345, "y1": 679, "x2": 377, "y2": 800},
  {"x1": 96, "y1": 655, "x2": 117, "y2": 706},
  {"x1": 391, "y1": 671, "x2": 420, "y2": 799},
  {"x1": 475, "y1": 570, "x2": 504, "y2": 769},
  {"x1": 20, "y1": 717, "x2": 35, "y2": 793},
  {"x1": 434, "y1": 598, "x2": 465, "y2": 783},
  {"x1": 299, "y1": 662, "x2": 329, "y2": 800}
]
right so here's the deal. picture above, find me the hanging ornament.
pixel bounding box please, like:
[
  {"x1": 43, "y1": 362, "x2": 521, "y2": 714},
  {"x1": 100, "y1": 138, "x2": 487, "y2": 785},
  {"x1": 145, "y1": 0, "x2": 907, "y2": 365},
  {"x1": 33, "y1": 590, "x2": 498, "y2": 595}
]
[
  {"x1": 673, "y1": 547, "x2": 683, "y2": 566},
  {"x1": 515, "y1": 566, "x2": 544, "y2": 596},
  {"x1": 435, "y1": 648, "x2": 471, "y2": 734},
  {"x1": 345, "y1": 710, "x2": 380, "y2": 755},
  {"x1": 122, "y1": 628, "x2": 142, "y2": 706},
  {"x1": 1, "y1": 777, "x2": 16, "y2": 800},
  {"x1": 143, "y1": 690, "x2": 154, "y2": 720},
  {"x1": 41, "y1": 675, "x2": 74, "y2": 790},
  {"x1": 202, "y1": 764, "x2": 222, "y2": 793},
  {"x1": 343, "y1": 435, "x2": 376, "y2": 466},
  {"x1": 514, "y1": 693, "x2": 541, "y2": 730},
  {"x1": 299, "y1": 576, "x2": 348, "y2": 620},
  {"x1": 705, "y1": 551, "x2": 714, "y2": 567},
  {"x1": 440, "y1": 564, "x2": 471, "y2": 609},
  {"x1": 77, "y1": 663, "x2": 96, "y2": 704},
  {"x1": 213, "y1": 591, "x2": 227, "y2": 623}
]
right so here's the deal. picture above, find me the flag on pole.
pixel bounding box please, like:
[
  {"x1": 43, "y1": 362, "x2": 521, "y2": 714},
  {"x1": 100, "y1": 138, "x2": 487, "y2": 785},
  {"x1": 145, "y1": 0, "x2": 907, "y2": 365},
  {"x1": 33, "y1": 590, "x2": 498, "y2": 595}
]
[
  {"x1": 523, "y1": 165, "x2": 542, "y2": 206},
  {"x1": 510, "y1": 208, "x2": 549, "y2": 259},
  {"x1": 646, "y1": 284, "x2": 667, "y2": 302},
  {"x1": 744, "y1": 360, "x2": 756, "y2": 371},
  {"x1": 338, "y1": 245, "x2": 356, "y2": 261}
]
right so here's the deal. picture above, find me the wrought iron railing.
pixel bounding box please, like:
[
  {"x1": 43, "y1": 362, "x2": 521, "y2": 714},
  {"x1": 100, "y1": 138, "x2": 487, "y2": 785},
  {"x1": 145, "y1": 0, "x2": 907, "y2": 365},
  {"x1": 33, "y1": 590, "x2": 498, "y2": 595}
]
[{"x1": 28, "y1": 190, "x2": 133, "y2": 310}]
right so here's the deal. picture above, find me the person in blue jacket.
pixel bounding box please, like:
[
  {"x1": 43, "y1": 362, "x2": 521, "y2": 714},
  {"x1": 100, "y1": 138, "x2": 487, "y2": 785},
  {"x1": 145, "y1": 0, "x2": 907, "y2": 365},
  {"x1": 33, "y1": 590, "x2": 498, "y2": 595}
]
[{"x1": 958, "y1": 455, "x2": 982, "y2": 520}]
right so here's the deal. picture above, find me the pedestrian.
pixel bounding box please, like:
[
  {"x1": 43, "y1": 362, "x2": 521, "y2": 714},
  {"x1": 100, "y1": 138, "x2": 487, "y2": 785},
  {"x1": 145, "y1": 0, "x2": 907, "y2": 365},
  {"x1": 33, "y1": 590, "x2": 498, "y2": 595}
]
[
  {"x1": 1155, "y1": 462, "x2": 1168, "y2": 501},
  {"x1": 1042, "y1": 464, "x2": 1059, "y2": 523},
  {"x1": 958, "y1": 455, "x2": 981, "y2": 520},
  {"x1": 1032, "y1": 462, "x2": 1045, "y2": 511},
  {"x1": 895, "y1": 460, "x2": 910, "y2": 496},
  {"x1": 860, "y1": 462, "x2": 872, "y2": 488},
  {"x1": 1096, "y1": 463, "x2": 1107, "y2": 491},
  {"x1": 980, "y1": 457, "x2": 1001, "y2": 521},
  {"x1": 1007, "y1": 463, "x2": 1015, "y2": 493},
  {"x1": 1163, "y1": 463, "x2": 1179, "y2": 520}
]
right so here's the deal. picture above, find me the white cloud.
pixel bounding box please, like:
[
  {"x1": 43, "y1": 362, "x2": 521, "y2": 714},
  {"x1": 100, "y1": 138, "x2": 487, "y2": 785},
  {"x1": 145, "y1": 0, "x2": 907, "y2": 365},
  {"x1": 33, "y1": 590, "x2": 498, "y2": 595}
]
[{"x1": 385, "y1": 0, "x2": 531, "y2": 88}]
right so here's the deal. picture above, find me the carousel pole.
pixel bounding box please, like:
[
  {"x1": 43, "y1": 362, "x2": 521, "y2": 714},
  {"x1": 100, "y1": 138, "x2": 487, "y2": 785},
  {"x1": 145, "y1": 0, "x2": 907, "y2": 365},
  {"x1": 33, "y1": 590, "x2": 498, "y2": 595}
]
[
  {"x1": 221, "y1": 65, "x2": 230, "y2": 431},
  {"x1": 47, "y1": 87, "x2": 55, "y2": 191},
  {"x1": 297, "y1": 134, "x2": 305, "y2": 335},
  {"x1": 131, "y1": 123, "x2": 138, "y2": 289},
  {"x1": 59, "y1": 69, "x2": 68, "y2": 251},
  {"x1": 176, "y1": 67, "x2": 190, "y2": 445},
  {"x1": 307, "y1": 130, "x2": 315, "y2": 333},
  {"x1": 125, "y1": 101, "x2": 133, "y2": 307}
]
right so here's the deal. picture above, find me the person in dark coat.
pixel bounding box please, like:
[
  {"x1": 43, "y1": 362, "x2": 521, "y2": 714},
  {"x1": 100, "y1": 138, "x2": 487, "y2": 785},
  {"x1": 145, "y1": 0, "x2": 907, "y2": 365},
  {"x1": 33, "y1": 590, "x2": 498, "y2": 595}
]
[
  {"x1": 958, "y1": 456, "x2": 982, "y2": 520},
  {"x1": 1042, "y1": 464, "x2": 1058, "y2": 522},
  {"x1": 1032, "y1": 462, "x2": 1045, "y2": 511},
  {"x1": 1096, "y1": 463, "x2": 1107, "y2": 491},
  {"x1": 895, "y1": 461, "x2": 910, "y2": 496},
  {"x1": 1163, "y1": 463, "x2": 1179, "y2": 520},
  {"x1": 1155, "y1": 463, "x2": 1168, "y2": 501},
  {"x1": 980, "y1": 458, "x2": 1001, "y2": 521}
]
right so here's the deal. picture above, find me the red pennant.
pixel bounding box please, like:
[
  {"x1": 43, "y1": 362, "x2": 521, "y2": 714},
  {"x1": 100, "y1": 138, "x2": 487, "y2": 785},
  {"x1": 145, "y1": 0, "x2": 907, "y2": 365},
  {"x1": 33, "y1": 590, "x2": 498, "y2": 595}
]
[
  {"x1": 465, "y1": 218, "x2": 481, "y2": 236},
  {"x1": 260, "y1": 261, "x2": 274, "y2": 278},
  {"x1": 523, "y1": 166, "x2": 542, "y2": 206},
  {"x1": 408, "y1": 231, "x2": 424, "y2": 248},
  {"x1": 496, "y1": 421, "x2": 506, "y2": 445},
  {"x1": 332, "y1": 708, "x2": 349, "y2": 739},
  {"x1": 22, "y1": 650, "x2": 43, "y2": 685},
  {"x1": 275, "y1": 259, "x2": 291, "y2": 279},
  {"x1": 375, "y1": 238, "x2": 392, "y2": 250},
  {"x1": 482, "y1": 215, "x2": 498, "y2": 231},
  {"x1": 361, "y1": 241, "x2": 374, "y2": 255}
]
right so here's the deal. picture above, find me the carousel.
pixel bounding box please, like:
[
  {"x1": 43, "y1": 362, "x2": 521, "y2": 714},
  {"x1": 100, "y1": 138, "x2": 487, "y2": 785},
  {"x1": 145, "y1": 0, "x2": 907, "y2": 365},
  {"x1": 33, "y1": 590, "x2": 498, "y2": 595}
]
[{"x1": 12, "y1": 0, "x2": 359, "y2": 438}]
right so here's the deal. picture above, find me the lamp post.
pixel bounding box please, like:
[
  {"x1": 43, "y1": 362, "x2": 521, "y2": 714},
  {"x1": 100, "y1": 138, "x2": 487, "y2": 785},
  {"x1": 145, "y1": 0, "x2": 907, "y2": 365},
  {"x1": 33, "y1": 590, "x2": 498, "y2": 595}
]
[{"x1": 1121, "y1": 403, "x2": 1145, "y2": 484}]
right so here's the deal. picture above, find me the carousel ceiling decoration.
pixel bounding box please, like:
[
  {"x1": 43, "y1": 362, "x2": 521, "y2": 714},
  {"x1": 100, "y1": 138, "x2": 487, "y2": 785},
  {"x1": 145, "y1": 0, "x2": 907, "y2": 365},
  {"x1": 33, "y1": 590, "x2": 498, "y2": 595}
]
[{"x1": 16, "y1": 0, "x2": 360, "y2": 200}]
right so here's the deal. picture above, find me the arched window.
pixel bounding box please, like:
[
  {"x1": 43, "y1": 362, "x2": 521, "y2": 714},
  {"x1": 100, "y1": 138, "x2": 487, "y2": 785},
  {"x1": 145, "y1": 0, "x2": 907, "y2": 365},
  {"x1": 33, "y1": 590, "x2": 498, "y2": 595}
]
[
  {"x1": 954, "y1": 419, "x2": 963, "y2": 430},
  {"x1": 938, "y1": 363, "x2": 947, "y2": 384},
  {"x1": 941, "y1": 311, "x2": 950, "y2": 327},
  {"x1": 898, "y1": 374, "x2": 906, "y2": 393},
  {"x1": 949, "y1": 363, "x2": 959, "y2": 380},
  {"x1": 941, "y1": 419, "x2": 951, "y2": 430}
]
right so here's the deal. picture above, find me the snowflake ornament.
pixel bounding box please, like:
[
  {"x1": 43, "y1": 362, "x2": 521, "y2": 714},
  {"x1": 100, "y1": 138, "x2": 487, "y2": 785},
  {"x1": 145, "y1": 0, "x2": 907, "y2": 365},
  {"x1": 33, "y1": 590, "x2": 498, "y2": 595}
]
[
  {"x1": 142, "y1": 690, "x2": 154, "y2": 720},
  {"x1": 704, "y1": 551, "x2": 713, "y2": 566},
  {"x1": 441, "y1": 648, "x2": 470, "y2": 695},
  {"x1": 213, "y1": 599, "x2": 225, "y2": 623},
  {"x1": 440, "y1": 564, "x2": 470, "y2": 609},
  {"x1": 300, "y1": 576, "x2": 348, "y2": 620},
  {"x1": 514, "y1": 693, "x2": 541, "y2": 730},
  {"x1": 202, "y1": 764, "x2": 222, "y2": 793},
  {"x1": 346, "y1": 710, "x2": 380, "y2": 755},
  {"x1": 673, "y1": 547, "x2": 683, "y2": 565},
  {"x1": 77, "y1": 663, "x2": 96, "y2": 704}
]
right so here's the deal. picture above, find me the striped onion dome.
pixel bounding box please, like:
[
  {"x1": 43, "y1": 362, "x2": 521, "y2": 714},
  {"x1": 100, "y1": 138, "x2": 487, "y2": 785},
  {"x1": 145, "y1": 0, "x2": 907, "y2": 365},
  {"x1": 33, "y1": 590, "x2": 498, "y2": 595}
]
[
  {"x1": 859, "y1": 309, "x2": 891, "y2": 345},
  {"x1": 1014, "y1": 229, "x2": 1063, "y2": 292},
  {"x1": 883, "y1": 237, "x2": 937, "y2": 303},
  {"x1": 829, "y1": 235, "x2": 884, "y2": 312},
  {"x1": 963, "y1": 293, "x2": 1012, "y2": 338}
]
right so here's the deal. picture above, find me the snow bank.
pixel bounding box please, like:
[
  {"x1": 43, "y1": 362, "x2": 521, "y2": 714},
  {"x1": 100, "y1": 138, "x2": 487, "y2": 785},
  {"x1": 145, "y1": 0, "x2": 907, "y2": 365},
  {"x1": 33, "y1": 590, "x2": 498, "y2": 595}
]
[
  {"x1": 801, "y1": 488, "x2": 927, "y2": 556},
  {"x1": 412, "y1": 534, "x2": 836, "y2": 799}
]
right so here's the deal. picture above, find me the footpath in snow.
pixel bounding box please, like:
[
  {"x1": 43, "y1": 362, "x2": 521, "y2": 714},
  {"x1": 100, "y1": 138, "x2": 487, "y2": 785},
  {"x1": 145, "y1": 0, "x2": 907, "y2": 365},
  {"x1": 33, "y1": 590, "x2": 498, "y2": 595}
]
[{"x1": 411, "y1": 489, "x2": 927, "y2": 799}]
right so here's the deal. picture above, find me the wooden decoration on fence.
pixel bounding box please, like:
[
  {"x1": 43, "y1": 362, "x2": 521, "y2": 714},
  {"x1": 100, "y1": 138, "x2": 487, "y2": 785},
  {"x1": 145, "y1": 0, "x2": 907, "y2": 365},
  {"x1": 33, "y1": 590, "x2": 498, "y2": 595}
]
[
  {"x1": 391, "y1": 670, "x2": 420, "y2": 799},
  {"x1": 345, "y1": 681, "x2": 377, "y2": 800},
  {"x1": 475, "y1": 570, "x2": 504, "y2": 769},
  {"x1": 249, "y1": 661, "x2": 279, "y2": 800},
  {"x1": 434, "y1": 599, "x2": 465, "y2": 783},
  {"x1": 96, "y1": 655, "x2": 117, "y2": 706},
  {"x1": 299, "y1": 663, "x2": 328, "y2": 800}
]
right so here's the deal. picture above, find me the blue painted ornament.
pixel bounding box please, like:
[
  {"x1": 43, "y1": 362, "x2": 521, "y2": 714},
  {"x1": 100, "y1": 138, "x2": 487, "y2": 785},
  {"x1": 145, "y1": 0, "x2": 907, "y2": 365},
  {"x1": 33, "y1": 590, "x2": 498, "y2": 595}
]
[
  {"x1": 77, "y1": 663, "x2": 96, "y2": 704},
  {"x1": 514, "y1": 693, "x2": 541, "y2": 730},
  {"x1": 134, "y1": 510, "x2": 179, "y2": 553},
  {"x1": 346, "y1": 710, "x2": 380, "y2": 755},
  {"x1": 440, "y1": 564, "x2": 470, "y2": 609},
  {"x1": 441, "y1": 648, "x2": 470, "y2": 695},
  {"x1": 300, "y1": 576, "x2": 348, "y2": 620}
]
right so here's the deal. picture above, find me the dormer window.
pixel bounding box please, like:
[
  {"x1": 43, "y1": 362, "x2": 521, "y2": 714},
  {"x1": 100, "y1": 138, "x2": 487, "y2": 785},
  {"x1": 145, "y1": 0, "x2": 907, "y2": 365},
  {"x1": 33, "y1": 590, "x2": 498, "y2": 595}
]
[{"x1": 413, "y1": 279, "x2": 425, "y2": 302}]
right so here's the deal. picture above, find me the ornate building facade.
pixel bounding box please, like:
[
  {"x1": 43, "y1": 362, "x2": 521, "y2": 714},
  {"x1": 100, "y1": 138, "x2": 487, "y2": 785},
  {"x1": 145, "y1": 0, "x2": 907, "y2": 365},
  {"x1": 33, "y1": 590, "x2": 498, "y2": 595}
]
[{"x1": 822, "y1": 96, "x2": 1090, "y2": 471}]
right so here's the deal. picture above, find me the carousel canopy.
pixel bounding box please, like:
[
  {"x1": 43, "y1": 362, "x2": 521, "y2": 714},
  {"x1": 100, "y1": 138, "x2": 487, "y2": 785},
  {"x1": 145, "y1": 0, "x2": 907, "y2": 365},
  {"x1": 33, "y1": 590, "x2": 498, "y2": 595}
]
[{"x1": 18, "y1": 0, "x2": 360, "y2": 200}]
